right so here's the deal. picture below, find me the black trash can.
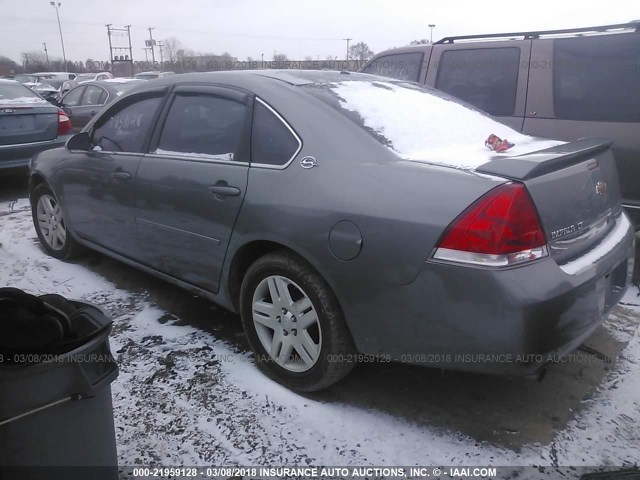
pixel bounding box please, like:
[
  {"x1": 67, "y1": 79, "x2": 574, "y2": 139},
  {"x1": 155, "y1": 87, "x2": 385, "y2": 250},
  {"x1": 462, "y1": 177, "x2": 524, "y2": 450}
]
[{"x1": 0, "y1": 300, "x2": 119, "y2": 480}]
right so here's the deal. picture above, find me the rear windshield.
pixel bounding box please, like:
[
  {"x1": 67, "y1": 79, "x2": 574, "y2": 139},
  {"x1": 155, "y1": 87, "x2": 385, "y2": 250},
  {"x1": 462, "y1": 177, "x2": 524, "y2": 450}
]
[
  {"x1": 75, "y1": 74, "x2": 95, "y2": 82},
  {"x1": 302, "y1": 79, "x2": 560, "y2": 169},
  {"x1": 0, "y1": 83, "x2": 44, "y2": 103},
  {"x1": 13, "y1": 75, "x2": 38, "y2": 84},
  {"x1": 35, "y1": 80, "x2": 63, "y2": 90}
]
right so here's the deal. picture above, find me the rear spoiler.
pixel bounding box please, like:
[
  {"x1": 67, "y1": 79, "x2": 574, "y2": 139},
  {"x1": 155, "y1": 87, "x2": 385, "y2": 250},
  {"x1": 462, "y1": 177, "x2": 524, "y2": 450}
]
[{"x1": 476, "y1": 138, "x2": 613, "y2": 181}]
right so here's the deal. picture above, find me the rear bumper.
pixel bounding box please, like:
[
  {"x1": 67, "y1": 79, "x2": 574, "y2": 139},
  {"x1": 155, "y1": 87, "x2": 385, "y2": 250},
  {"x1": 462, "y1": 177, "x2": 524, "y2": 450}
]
[
  {"x1": 0, "y1": 136, "x2": 70, "y2": 172},
  {"x1": 345, "y1": 213, "x2": 635, "y2": 376}
]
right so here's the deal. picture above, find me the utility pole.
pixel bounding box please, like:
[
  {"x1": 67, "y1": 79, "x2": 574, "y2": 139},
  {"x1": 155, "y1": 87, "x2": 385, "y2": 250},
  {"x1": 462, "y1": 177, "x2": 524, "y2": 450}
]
[
  {"x1": 157, "y1": 41, "x2": 164, "y2": 65},
  {"x1": 428, "y1": 24, "x2": 436, "y2": 43},
  {"x1": 126, "y1": 25, "x2": 134, "y2": 76},
  {"x1": 343, "y1": 38, "x2": 352, "y2": 60},
  {"x1": 106, "y1": 24, "x2": 114, "y2": 66},
  {"x1": 142, "y1": 48, "x2": 149, "y2": 62},
  {"x1": 147, "y1": 27, "x2": 156, "y2": 64},
  {"x1": 43, "y1": 42, "x2": 49, "y2": 65},
  {"x1": 50, "y1": 2, "x2": 67, "y2": 71}
]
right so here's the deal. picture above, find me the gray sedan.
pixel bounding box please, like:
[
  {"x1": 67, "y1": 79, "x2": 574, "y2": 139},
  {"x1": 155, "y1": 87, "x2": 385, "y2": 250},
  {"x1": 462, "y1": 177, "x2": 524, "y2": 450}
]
[
  {"x1": 28, "y1": 70, "x2": 635, "y2": 391},
  {"x1": 0, "y1": 79, "x2": 73, "y2": 173}
]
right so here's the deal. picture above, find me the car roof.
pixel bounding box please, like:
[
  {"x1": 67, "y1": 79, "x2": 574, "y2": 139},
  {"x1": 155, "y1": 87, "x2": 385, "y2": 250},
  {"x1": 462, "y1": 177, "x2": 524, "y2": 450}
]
[{"x1": 0, "y1": 78, "x2": 20, "y2": 84}]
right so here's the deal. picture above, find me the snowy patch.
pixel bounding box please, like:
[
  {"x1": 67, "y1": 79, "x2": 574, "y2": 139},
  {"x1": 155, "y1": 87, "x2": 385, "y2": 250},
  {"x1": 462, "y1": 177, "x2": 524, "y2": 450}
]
[
  {"x1": 330, "y1": 81, "x2": 563, "y2": 170},
  {"x1": 0, "y1": 96, "x2": 48, "y2": 105}
]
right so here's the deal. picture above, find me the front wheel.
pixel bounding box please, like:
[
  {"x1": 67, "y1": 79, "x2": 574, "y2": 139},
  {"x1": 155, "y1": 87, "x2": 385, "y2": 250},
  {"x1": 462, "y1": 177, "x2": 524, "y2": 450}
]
[
  {"x1": 31, "y1": 183, "x2": 82, "y2": 259},
  {"x1": 240, "y1": 250, "x2": 356, "y2": 391}
]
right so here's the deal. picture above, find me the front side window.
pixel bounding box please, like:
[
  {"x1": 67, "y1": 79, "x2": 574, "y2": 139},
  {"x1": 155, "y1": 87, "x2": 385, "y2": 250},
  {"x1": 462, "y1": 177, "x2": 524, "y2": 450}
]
[
  {"x1": 62, "y1": 86, "x2": 85, "y2": 107},
  {"x1": 155, "y1": 94, "x2": 247, "y2": 161},
  {"x1": 554, "y1": 34, "x2": 640, "y2": 122},
  {"x1": 92, "y1": 95, "x2": 162, "y2": 153},
  {"x1": 435, "y1": 47, "x2": 520, "y2": 116},
  {"x1": 361, "y1": 52, "x2": 424, "y2": 82},
  {"x1": 251, "y1": 100, "x2": 300, "y2": 166},
  {"x1": 82, "y1": 85, "x2": 105, "y2": 106}
]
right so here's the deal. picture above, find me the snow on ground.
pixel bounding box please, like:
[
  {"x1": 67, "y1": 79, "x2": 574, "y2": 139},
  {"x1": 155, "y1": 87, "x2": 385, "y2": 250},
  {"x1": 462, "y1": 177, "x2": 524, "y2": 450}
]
[
  {"x1": 330, "y1": 80, "x2": 563, "y2": 170},
  {"x1": 1, "y1": 197, "x2": 639, "y2": 475}
]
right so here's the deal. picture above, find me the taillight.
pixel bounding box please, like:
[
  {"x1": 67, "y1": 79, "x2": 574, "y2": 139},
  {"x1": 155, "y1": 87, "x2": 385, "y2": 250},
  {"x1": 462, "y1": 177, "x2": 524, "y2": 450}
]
[
  {"x1": 57, "y1": 110, "x2": 72, "y2": 136},
  {"x1": 433, "y1": 182, "x2": 548, "y2": 267}
]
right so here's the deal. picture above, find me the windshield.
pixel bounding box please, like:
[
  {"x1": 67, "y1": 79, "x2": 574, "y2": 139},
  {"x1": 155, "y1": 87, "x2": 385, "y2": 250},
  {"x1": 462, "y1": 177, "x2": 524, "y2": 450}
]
[{"x1": 0, "y1": 83, "x2": 45, "y2": 103}]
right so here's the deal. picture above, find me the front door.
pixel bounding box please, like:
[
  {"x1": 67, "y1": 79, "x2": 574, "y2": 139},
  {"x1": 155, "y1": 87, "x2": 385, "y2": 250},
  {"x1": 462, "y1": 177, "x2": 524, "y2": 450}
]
[
  {"x1": 61, "y1": 91, "x2": 165, "y2": 255},
  {"x1": 134, "y1": 85, "x2": 252, "y2": 292}
]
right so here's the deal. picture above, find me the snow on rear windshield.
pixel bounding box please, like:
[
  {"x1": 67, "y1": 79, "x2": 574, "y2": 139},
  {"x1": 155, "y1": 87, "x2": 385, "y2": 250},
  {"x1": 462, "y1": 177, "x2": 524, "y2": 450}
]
[
  {"x1": 314, "y1": 80, "x2": 562, "y2": 170},
  {"x1": 0, "y1": 83, "x2": 45, "y2": 103}
]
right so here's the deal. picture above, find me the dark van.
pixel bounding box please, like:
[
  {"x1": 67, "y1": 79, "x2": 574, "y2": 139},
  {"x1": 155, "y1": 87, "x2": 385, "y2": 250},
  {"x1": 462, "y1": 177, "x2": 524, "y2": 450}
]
[{"x1": 361, "y1": 23, "x2": 640, "y2": 226}]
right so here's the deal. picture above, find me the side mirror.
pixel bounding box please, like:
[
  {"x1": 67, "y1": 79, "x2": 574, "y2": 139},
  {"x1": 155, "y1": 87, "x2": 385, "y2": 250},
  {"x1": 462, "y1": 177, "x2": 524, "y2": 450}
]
[{"x1": 66, "y1": 132, "x2": 92, "y2": 151}]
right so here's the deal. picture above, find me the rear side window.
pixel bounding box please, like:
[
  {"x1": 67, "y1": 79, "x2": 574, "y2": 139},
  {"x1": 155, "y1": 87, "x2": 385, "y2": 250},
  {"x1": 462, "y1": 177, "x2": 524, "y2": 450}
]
[
  {"x1": 92, "y1": 95, "x2": 162, "y2": 152},
  {"x1": 554, "y1": 34, "x2": 640, "y2": 122},
  {"x1": 251, "y1": 101, "x2": 301, "y2": 166},
  {"x1": 156, "y1": 94, "x2": 247, "y2": 161},
  {"x1": 62, "y1": 86, "x2": 84, "y2": 107},
  {"x1": 361, "y1": 53, "x2": 424, "y2": 82},
  {"x1": 435, "y1": 47, "x2": 520, "y2": 116},
  {"x1": 82, "y1": 85, "x2": 104, "y2": 105}
]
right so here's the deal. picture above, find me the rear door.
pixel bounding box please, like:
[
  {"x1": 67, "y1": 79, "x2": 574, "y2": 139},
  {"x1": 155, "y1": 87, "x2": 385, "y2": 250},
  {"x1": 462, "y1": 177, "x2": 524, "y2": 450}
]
[
  {"x1": 72, "y1": 84, "x2": 107, "y2": 130},
  {"x1": 523, "y1": 33, "x2": 640, "y2": 214},
  {"x1": 60, "y1": 85, "x2": 86, "y2": 131},
  {"x1": 361, "y1": 50, "x2": 429, "y2": 83},
  {"x1": 426, "y1": 41, "x2": 531, "y2": 131},
  {"x1": 134, "y1": 85, "x2": 252, "y2": 292},
  {"x1": 61, "y1": 90, "x2": 166, "y2": 255}
]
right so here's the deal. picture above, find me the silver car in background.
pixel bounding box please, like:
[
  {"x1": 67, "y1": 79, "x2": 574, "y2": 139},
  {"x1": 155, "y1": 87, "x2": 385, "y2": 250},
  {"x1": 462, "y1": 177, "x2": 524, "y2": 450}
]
[
  {"x1": 0, "y1": 79, "x2": 73, "y2": 173},
  {"x1": 28, "y1": 71, "x2": 634, "y2": 391}
]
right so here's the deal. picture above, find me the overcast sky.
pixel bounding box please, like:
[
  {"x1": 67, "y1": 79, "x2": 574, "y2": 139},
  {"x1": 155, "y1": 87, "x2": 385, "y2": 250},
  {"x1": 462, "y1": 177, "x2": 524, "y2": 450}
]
[{"x1": 0, "y1": 0, "x2": 637, "y2": 64}]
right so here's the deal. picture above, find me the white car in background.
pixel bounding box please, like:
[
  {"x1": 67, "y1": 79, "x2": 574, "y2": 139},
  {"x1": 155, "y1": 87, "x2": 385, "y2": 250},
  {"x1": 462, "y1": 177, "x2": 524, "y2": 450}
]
[
  {"x1": 75, "y1": 72, "x2": 114, "y2": 83},
  {"x1": 133, "y1": 71, "x2": 175, "y2": 80}
]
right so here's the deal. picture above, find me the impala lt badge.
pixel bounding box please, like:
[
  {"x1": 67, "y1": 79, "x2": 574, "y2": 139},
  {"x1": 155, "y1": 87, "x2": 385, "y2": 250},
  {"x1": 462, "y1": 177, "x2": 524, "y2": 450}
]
[{"x1": 550, "y1": 221, "x2": 584, "y2": 240}]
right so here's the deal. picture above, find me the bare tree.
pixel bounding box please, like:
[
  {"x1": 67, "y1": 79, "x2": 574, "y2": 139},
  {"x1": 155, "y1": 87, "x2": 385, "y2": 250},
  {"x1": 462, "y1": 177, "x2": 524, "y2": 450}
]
[
  {"x1": 163, "y1": 37, "x2": 183, "y2": 62},
  {"x1": 273, "y1": 52, "x2": 288, "y2": 62},
  {"x1": 348, "y1": 42, "x2": 374, "y2": 62},
  {"x1": 410, "y1": 39, "x2": 430, "y2": 45}
]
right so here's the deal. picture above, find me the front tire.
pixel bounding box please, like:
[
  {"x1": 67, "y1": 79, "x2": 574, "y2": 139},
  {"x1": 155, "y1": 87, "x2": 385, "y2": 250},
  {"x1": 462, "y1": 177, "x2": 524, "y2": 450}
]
[
  {"x1": 240, "y1": 250, "x2": 356, "y2": 391},
  {"x1": 31, "y1": 183, "x2": 82, "y2": 260}
]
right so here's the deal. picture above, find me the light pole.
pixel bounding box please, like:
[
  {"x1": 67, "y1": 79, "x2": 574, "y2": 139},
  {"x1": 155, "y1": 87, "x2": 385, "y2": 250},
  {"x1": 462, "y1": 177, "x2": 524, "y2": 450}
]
[
  {"x1": 428, "y1": 24, "x2": 436, "y2": 44},
  {"x1": 343, "y1": 38, "x2": 352, "y2": 60},
  {"x1": 50, "y1": 2, "x2": 67, "y2": 71},
  {"x1": 261, "y1": 53, "x2": 264, "y2": 69}
]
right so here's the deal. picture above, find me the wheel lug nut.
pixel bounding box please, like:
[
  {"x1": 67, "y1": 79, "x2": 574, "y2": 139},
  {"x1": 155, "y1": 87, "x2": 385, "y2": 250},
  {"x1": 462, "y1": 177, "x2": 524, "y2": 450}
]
[
  {"x1": 291, "y1": 329, "x2": 297, "y2": 336},
  {"x1": 283, "y1": 330, "x2": 289, "y2": 336},
  {"x1": 282, "y1": 308, "x2": 287, "y2": 314},
  {"x1": 276, "y1": 316, "x2": 281, "y2": 322},
  {"x1": 291, "y1": 316, "x2": 296, "y2": 322}
]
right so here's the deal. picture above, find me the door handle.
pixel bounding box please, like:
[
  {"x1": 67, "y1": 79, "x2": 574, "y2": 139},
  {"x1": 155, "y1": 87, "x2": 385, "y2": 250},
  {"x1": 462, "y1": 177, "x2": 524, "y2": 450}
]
[
  {"x1": 111, "y1": 171, "x2": 131, "y2": 181},
  {"x1": 89, "y1": 111, "x2": 97, "y2": 116},
  {"x1": 208, "y1": 184, "x2": 240, "y2": 198}
]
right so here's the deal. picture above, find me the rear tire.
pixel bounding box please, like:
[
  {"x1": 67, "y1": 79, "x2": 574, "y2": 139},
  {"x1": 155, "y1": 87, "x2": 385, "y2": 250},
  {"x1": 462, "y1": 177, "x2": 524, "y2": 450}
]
[
  {"x1": 31, "y1": 183, "x2": 82, "y2": 260},
  {"x1": 240, "y1": 250, "x2": 356, "y2": 391}
]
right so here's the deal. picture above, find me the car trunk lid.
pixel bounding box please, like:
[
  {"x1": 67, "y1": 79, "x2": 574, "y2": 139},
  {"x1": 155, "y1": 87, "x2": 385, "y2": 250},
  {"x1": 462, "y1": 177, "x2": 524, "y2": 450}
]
[
  {"x1": 0, "y1": 105, "x2": 58, "y2": 145},
  {"x1": 476, "y1": 138, "x2": 622, "y2": 264}
]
